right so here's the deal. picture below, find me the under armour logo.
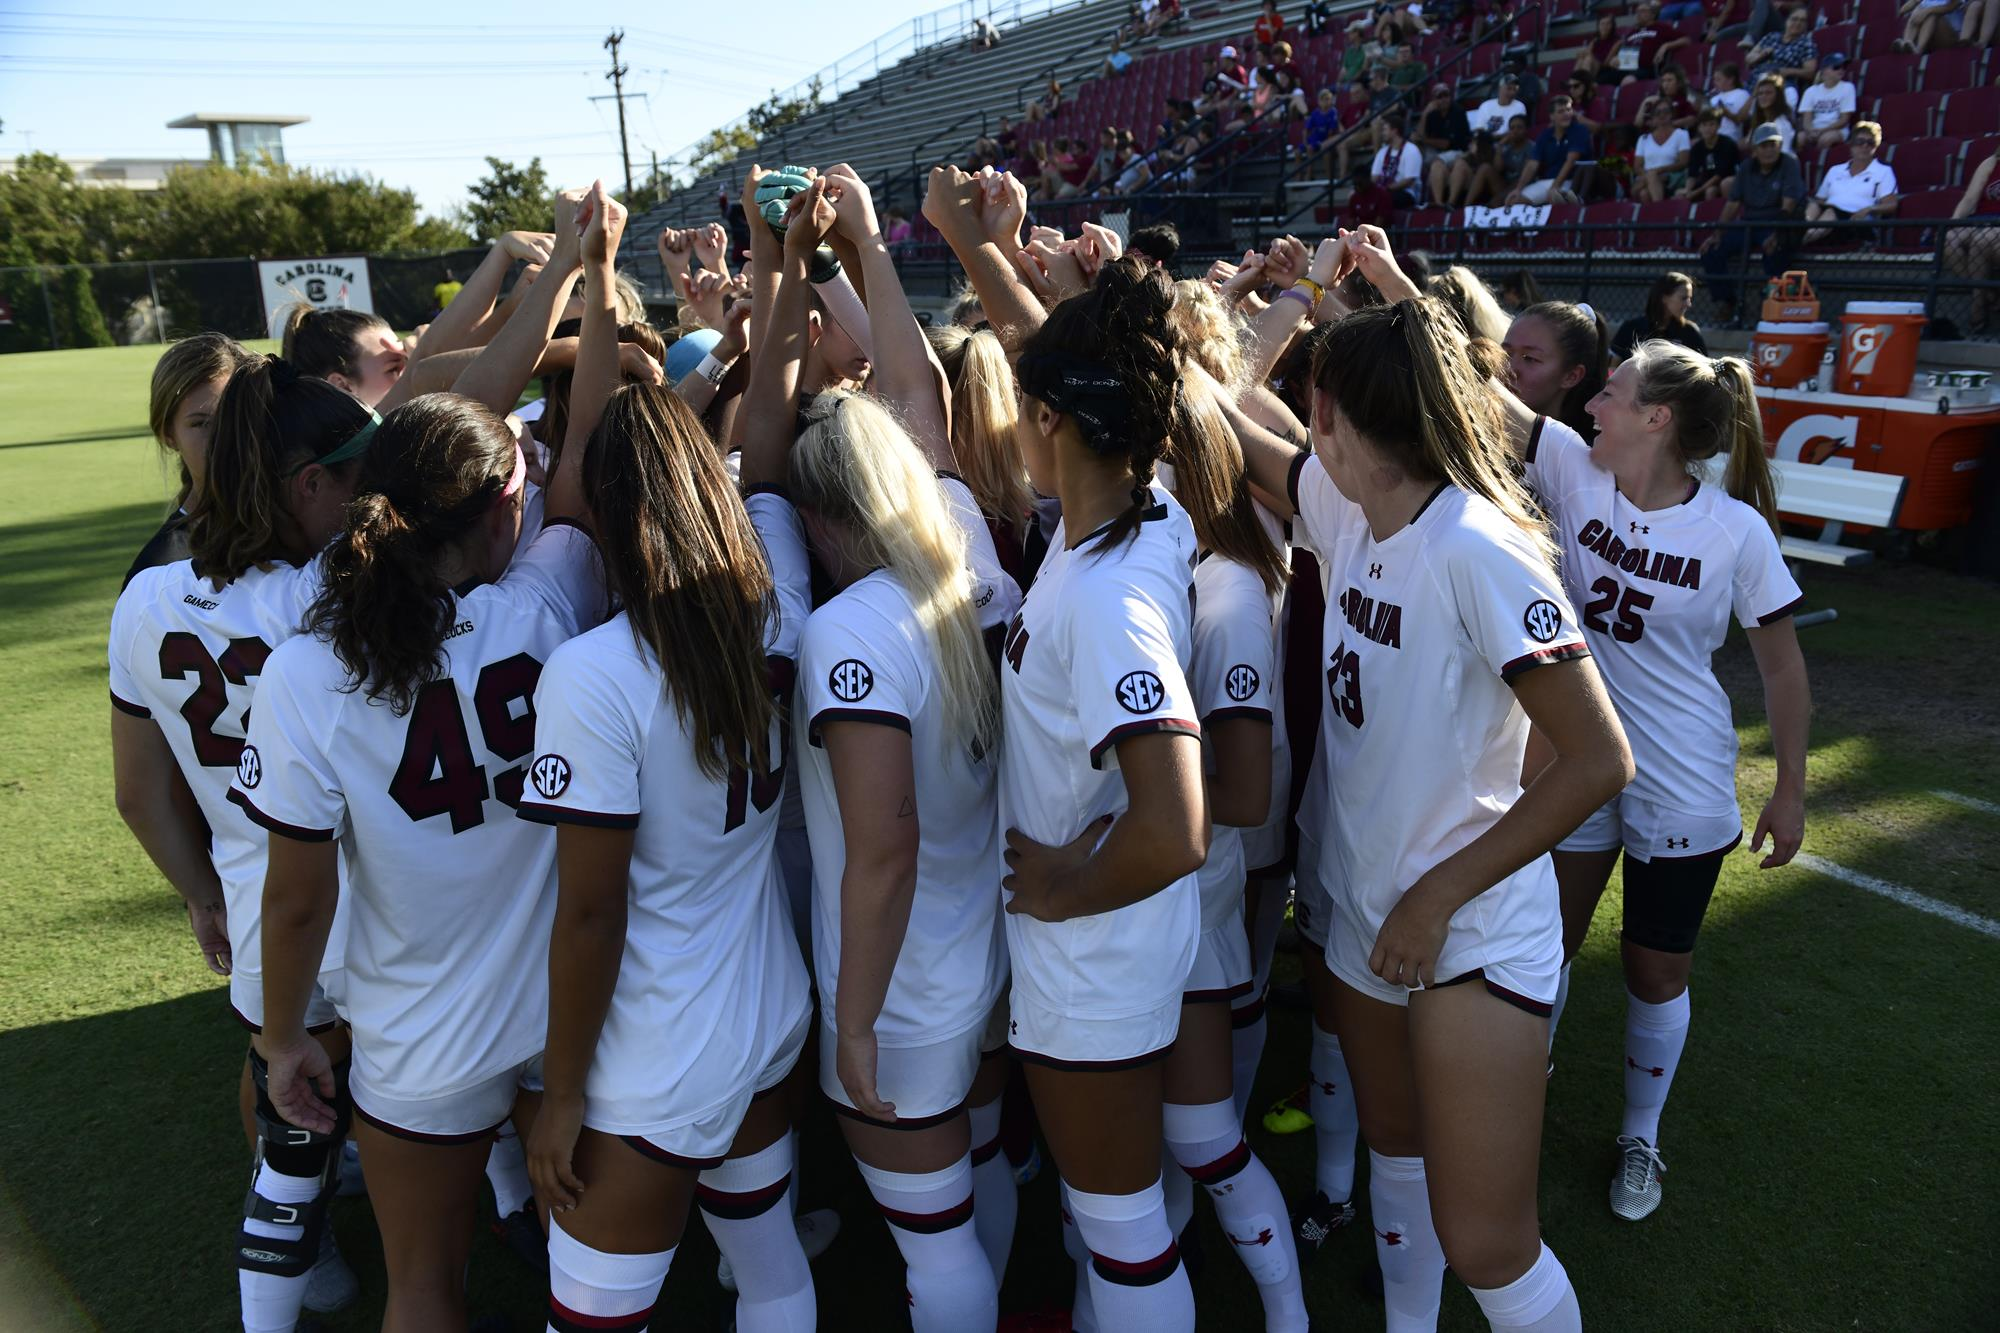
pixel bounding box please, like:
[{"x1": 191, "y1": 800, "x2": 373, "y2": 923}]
[
  {"x1": 1009, "y1": 1019, "x2": 1018, "y2": 1035},
  {"x1": 1629, "y1": 521, "x2": 1650, "y2": 535},
  {"x1": 1627, "y1": 1056, "x2": 1666, "y2": 1078},
  {"x1": 1665, "y1": 836, "x2": 1689, "y2": 849},
  {"x1": 1228, "y1": 1228, "x2": 1275, "y2": 1247},
  {"x1": 1368, "y1": 563, "x2": 1383, "y2": 579},
  {"x1": 1315, "y1": 1080, "x2": 1338, "y2": 1096},
  {"x1": 1377, "y1": 1227, "x2": 1405, "y2": 1246}
]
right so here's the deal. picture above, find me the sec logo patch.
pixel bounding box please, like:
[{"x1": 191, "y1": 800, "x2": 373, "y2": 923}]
[
  {"x1": 530, "y1": 754, "x2": 572, "y2": 800},
  {"x1": 236, "y1": 745, "x2": 262, "y2": 790},
  {"x1": 829, "y1": 659, "x2": 874, "y2": 703},
  {"x1": 1115, "y1": 670, "x2": 1166, "y2": 714},
  {"x1": 1225, "y1": 664, "x2": 1260, "y2": 702},
  {"x1": 1523, "y1": 599, "x2": 1564, "y2": 644}
]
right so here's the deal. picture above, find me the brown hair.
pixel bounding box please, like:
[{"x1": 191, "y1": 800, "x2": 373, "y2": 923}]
[
  {"x1": 307, "y1": 394, "x2": 519, "y2": 714},
  {"x1": 1627, "y1": 342, "x2": 1779, "y2": 532},
  {"x1": 278, "y1": 302, "x2": 392, "y2": 381},
  {"x1": 1313, "y1": 298, "x2": 1554, "y2": 562},
  {"x1": 188, "y1": 356, "x2": 372, "y2": 585},
  {"x1": 149, "y1": 332, "x2": 256, "y2": 506},
  {"x1": 537, "y1": 319, "x2": 667, "y2": 454},
  {"x1": 585, "y1": 384, "x2": 777, "y2": 779},
  {"x1": 1517, "y1": 300, "x2": 1610, "y2": 438}
]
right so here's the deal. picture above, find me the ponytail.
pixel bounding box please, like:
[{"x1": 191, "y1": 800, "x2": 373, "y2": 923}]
[
  {"x1": 278, "y1": 300, "x2": 390, "y2": 382},
  {"x1": 790, "y1": 392, "x2": 1000, "y2": 756},
  {"x1": 926, "y1": 323, "x2": 1034, "y2": 529},
  {"x1": 1170, "y1": 385, "x2": 1289, "y2": 596},
  {"x1": 188, "y1": 355, "x2": 373, "y2": 585},
  {"x1": 308, "y1": 394, "x2": 518, "y2": 715},
  {"x1": 1628, "y1": 341, "x2": 1778, "y2": 533}
]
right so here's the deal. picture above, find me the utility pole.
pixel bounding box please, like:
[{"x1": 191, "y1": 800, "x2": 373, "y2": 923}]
[
  {"x1": 650, "y1": 149, "x2": 664, "y2": 205},
  {"x1": 603, "y1": 30, "x2": 634, "y2": 199}
]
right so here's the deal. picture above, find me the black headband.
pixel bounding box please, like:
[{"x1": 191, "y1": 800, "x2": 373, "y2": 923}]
[{"x1": 1016, "y1": 351, "x2": 1139, "y2": 455}]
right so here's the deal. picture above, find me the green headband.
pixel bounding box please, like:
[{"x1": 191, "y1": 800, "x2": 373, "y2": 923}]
[{"x1": 318, "y1": 410, "x2": 381, "y2": 466}]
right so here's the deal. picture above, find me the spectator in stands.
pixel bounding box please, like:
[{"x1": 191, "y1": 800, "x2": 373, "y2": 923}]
[
  {"x1": 1681, "y1": 106, "x2": 1742, "y2": 199},
  {"x1": 1574, "y1": 14, "x2": 1623, "y2": 89},
  {"x1": 1466, "y1": 113, "x2": 1536, "y2": 204},
  {"x1": 1337, "y1": 75, "x2": 1384, "y2": 178},
  {"x1": 1303, "y1": 0, "x2": 1337, "y2": 37},
  {"x1": 1795, "y1": 55, "x2": 1856, "y2": 149},
  {"x1": 1746, "y1": 73, "x2": 1798, "y2": 153},
  {"x1": 1502, "y1": 59, "x2": 1546, "y2": 111},
  {"x1": 1634, "y1": 101, "x2": 1694, "y2": 201},
  {"x1": 1442, "y1": 129, "x2": 1501, "y2": 206},
  {"x1": 1699, "y1": 121, "x2": 1805, "y2": 322},
  {"x1": 1748, "y1": 7, "x2": 1818, "y2": 81},
  {"x1": 1383, "y1": 42, "x2": 1428, "y2": 102},
  {"x1": 1947, "y1": 141, "x2": 2000, "y2": 331},
  {"x1": 1345, "y1": 161, "x2": 1399, "y2": 227},
  {"x1": 1271, "y1": 40, "x2": 1304, "y2": 87},
  {"x1": 1372, "y1": 112, "x2": 1426, "y2": 206},
  {"x1": 1660, "y1": 0, "x2": 1708, "y2": 21},
  {"x1": 1267, "y1": 64, "x2": 1311, "y2": 118},
  {"x1": 1479, "y1": 0, "x2": 1521, "y2": 44},
  {"x1": 1199, "y1": 46, "x2": 1251, "y2": 125},
  {"x1": 1307, "y1": 86, "x2": 1345, "y2": 164},
  {"x1": 973, "y1": 15, "x2": 1001, "y2": 48},
  {"x1": 1639, "y1": 65, "x2": 1700, "y2": 130},
  {"x1": 1566, "y1": 73, "x2": 1609, "y2": 136},
  {"x1": 1472, "y1": 73, "x2": 1529, "y2": 136},
  {"x1": 1103, "y1": 30, "x2": 1137, "y2": 77},
  {"x1": 1698, "y1": 0, "x2": 1748, "y2": 42},
  {"x1": 1256, "y1": 0, "x2": 1288, "y2": 45},
  {"x1": 1420, "y1": 83, "x2": 1474, "y2": 202},
  {"x1": 883, "y1": 208, "x2": 914, "y2": 251},
  {"x1": 1052, "y1": 136, "x2": 1094, "y2": 197},
  {"x1": 1707, "y1": 62, "x2": 1752, "y2": 141},
  {"x1": 1614, "y1": 3, "x2": 1694, "y2": 85},
  {"x1": 1802, "y1": 120, "x2": 1899, "y2": 244},
  {"x1": 1508, "y1": 93, "x2": 1594, "y2": 204},
  {"x1": 1736, "y1": 0, "x2": 1807, "y2": 45},
  {"x1": 1610, "y1": 271, "x2": 1709, "y2": 360}
]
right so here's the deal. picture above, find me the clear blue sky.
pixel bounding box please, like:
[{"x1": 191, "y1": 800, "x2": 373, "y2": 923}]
[{"x1": 0, "y1": 0, "x2": 943, "y2": 216}]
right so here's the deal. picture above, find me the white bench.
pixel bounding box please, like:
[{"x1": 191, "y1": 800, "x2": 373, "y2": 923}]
[{"x1": 1769, "y1": 460, "x2": 1908, "y2": 628}]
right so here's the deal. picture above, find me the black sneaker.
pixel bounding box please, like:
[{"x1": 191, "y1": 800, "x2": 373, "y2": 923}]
[
  {"x1": 493, "y1": 1206, "x2": 548, "y2": 1273},
  {"x1": 1292, "y1": 1190, "x2": 1356, "y2": 1254}
]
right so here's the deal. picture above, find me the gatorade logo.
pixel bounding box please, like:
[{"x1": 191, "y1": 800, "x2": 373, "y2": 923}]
[{"x1": 1847, "y1": 324, "x2": 1889, "y2": 378}]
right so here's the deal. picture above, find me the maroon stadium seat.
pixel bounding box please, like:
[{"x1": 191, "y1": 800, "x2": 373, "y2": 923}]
[
  {"x1": 1631, "y1": 199, "x2": 1691, "y2": 251},
  {"x1": 1889, "y1": 188, "x2": 1964, "y2": 250},
  {"x1": 1613, "y1": 79, "x2": 1659, "y2": 123},
  {"x1": 1941, "y1": 87, "x2": 2000, "y2": 139},
  {"x1": 1582, "y1": 201, "x2": 1638, "y2": 250},
  {"x1": 1857, "y1": 53, "x2": 1918, "y2": 97},
  {"x1": 1815, "y1": 23, "x2": 1860, "y2": 62},
  {"x1": 1887, "y1": 139, "x2": 1962, "y2": 193},
  {"x1": 1918, "y1": 48, "x2": 1984, "y2": 92},
  {"x1": 1872, "y1": 91, "x2": 1939, "y2": 140}
]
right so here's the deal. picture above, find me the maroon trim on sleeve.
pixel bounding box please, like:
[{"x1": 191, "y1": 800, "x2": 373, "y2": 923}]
[
  {"x1": 1202, "y1": 705, "x2": 1274, "y2": 726},
  {"x1": 1499, "y1": 641, "x2": 1591, "y2": 683},
  {"x1": 1088, "y1": 717, "x2": 1202, "y2": 769},
  {"x1": 226, "y1": 788, "x2": 336, "y2": 842},
  {"x1": 1756, "y1": 595, "x2": 1806, "y2": 626},
  {"x1": 1525, "y1": 415, "x2": 1547, "y2": 465},
  {"x1": 807, "y1": 707, "x2": 913, "y2": 747},
  {"x1": 514, "y1": 801, "x2": 641, "y2": 830},
  {"x1": 1286, "y1": 452, "x2": 1310, "y2": 514},
  {"x1": 109, "y1": 689, "x2": 151, "y2": 718}
]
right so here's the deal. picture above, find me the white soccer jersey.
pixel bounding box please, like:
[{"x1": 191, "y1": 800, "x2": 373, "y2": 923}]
[
  {"x1": 940, "y1": 473, "x2": 1025, "y2": 636},
  {"x1": 1525, "y1": 416, "x2": 1801, "y2": 818},
  {"x1": 228, "y1": 520, "x2": 603, "y2": 1102},
  {"x1": 1288, "y1": 455, "x2": 1586, "y2": 979},
  {"x1": 998, "y1": 486, "x2": 1203, "y2": 1020},
  {"x1": 1241, "y1": 503, "x2": 1292, "y2": 871},
  {"x1": 796, "y1": 570, "x2": 1006, "y2": 1047},
  {"x1": 109, "y1": 557, "x2": 346, "y2": 988},
  {"x1": 1189, "y1": 552, "x2": 1278, "y2": 930},
  {"x1": 515, "y1": 490, "x2": 813, "y2": 1135}
]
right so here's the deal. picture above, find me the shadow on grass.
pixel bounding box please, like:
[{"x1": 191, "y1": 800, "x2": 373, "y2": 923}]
[
  {"x1": 0, "y1": 428, "x2": 152, "y2": 452},
  {"x1": 0, "y1": 500, "x2": 166, "y2": 623}
]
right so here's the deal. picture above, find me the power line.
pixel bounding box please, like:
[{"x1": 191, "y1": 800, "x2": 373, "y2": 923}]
[{"x1": 599, "y1": 30, "x2": 634, "y2": 199}]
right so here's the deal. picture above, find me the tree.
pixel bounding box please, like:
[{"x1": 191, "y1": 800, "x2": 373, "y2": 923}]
[{"x1": 461, "y1": 156, "x2": 552, "y2": 243}]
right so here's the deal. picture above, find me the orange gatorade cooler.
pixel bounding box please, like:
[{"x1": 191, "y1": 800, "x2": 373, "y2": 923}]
[
  {"x1": 1751, "y1": 321, "x2": 1830, "y2": 388},
  {"x1": 1838, "y1": 301, "x2": 1927, "y2": 396}
]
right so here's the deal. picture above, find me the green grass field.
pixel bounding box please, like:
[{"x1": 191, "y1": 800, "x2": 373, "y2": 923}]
[{"x1": 2, "y1": 343, "x2": 1996, "y2": 1332}]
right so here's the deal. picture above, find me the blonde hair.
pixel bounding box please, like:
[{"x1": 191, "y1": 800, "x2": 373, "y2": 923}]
[
  {"x1": 1626, "y1": 341, "x2": 1779, "y2": 532},
  {"x1": 149, "y1": 332, "x2": 257, "y2": 506},
  {"x1": 1428, "y1": 267, "x2": 1511, "y2": 344},
  {"x1": 1850, "y1": 119, "x2": 1881, "y2": 146},
  {"x1": 1170, "y1": 279, "x2": 1246, "y2": 389},
  {"x1": 790, "y1": 392, "x2": 1001, "y2": 756},
  {"x1": 612, "y1": 271, "x2": 647, "y2": 324},
  {"x1": 927, "y1": 323, "x2": 1034, "y2": 528}
]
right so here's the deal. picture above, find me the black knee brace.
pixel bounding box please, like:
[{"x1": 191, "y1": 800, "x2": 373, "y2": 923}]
[{"x1": 235, "y1": 1046, "x2": 352, "y2": 1278}]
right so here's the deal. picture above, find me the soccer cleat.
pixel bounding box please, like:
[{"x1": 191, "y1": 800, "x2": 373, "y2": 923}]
[
  {"x1": 335, "y1": 1139, "x2": 366, "y2": 1198},
  {"x1": 717, "y1": 1207, "x2": 840, "y2": 1292},
  {"x1": 1011, "y1": 1141, "x2": 1043, "y2": 1186},
  {"x1": 1292, "y1": 1190, "x2": 1356, "y2": 1254},
  {"x1": 1608, "y1": 1135, "x2": 1666, "y2": 1222},
  {"x1": 1261, "y1": 1082, "x2": 1315, "y2": 1135},
  {"x1": 300, "y1": 1227, "x2": 357, "y2": 1314},
  {"x1": 493, "y1": 1205, "x2": 548, "y2": 1272}
]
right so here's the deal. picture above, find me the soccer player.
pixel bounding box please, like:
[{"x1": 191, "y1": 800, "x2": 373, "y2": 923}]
[
  {"x1": 518, "y1": 181, "x2": 829, "y2": 1333},
  {"x1": 1525, "y1": 342, "x2": 1810, "y2": 1221},
  {"x1": 1220, "y1": 229, "x2": 1634, "y2": 1333},
  {"x1": 1502, "y1": 301, "x2": 1610, "y2": 442},
  {"x1": 236, "y1": 184, "x2": 610, "y2": 1331},
  {"x1": 125, "y1": 332, "x2": 257, "y2": 589},
  {"x1": 109, "y1": 355, "x2": 374, "y2": 1332}
]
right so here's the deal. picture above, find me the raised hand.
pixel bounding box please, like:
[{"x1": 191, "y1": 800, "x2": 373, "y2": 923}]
[
  {"x1": 923, "y1": 164, "x2": 986, "y2": 243},
  {"x1": 675, "y1": 267, "x2": 730, "y2": 330},
  {"x1": 694, "y1": 221, "x2": 729, "y2": 273},
  {"x1": 979, "y1": 168, "x2": 1029, "y2": 251},
  {"x1": 782, "y1": 176, "x2": 838, "y2": 262},
  {"x1": 1309, "y1": 235, "x2": 1347, "y2": 289},
  {"x1": 498, "y1": 231, "x2": 556, "y2": 265},
  {"x1": 1261, "y1": 234, "x2": 1310, "y2": 289},
  {"x1": 823, "y1": 161, "x2": 881, "y2": 243},
  {"x1": 580, "y1": 180, "x2": 626, "y2": 267},
  {"x1": 1341, "y1": 224, "x2": 1417, "y2": 300},
  {"x1": 1078, "y1": 220, "x2": 1123, "y2": 266},
  {"x1": 618, "y1": 340, "x2": 664, "y2": 386},
  {"x1": 549, "y1": 187, "x2": 589, "y2": 273},
  {"x1": 1219, "y1": 250, "x2": 1268, "y2": 299}
]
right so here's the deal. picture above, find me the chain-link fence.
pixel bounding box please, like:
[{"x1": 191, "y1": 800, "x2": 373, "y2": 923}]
[{"x1": 0, "y1": 249, "x2": 500, "y2": 354}]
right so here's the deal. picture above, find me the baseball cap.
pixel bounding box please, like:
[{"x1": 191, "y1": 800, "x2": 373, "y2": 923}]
[
  {"x1": 1750, "y1": 122, "x2": 1784, "y2": 145},
  {"x1": 1219, "y1": 44, "x2": 1238, "y2": 58},
  {"x1": 1823, "y1": 52, "x2": 1848, "y2": 67}
]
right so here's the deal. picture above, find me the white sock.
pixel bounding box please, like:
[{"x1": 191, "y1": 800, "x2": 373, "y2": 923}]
[
  {"x1": 1547, "y1": 962, "x2": 1572, "y2": 1052},
  {"x1": 1166, "y1": 1099, "x2": 1308, "y2": 1332},
  {"x1": 1309, "y1": 1024, "x2": 1360, "y2": 1203},
  {"x1": 1622, "y1": 989, "x2": 1690, "y2": 1147},
  {"x1": 1468, "y1": 1242, "x2": 1582, "y2": 1332},
  {"x1": 238, "y1": 1164, "x2": 320, "y2": 1333},
  {"x1": 1059, "y1": 1183, "x2": 1097, "y2": 1333},
  {"x1": 487, "y1": 1121, "x2": 533, "y2": 1218},
  {"x1": 1160, "y1": 1142, "x2": 1194, "y2": 1237},
  {"x1": 698, "y1": 1138, "x2": 815, "y2": 1332},
  {"x1": 545, "y1": 1217, "x2": 674, "y2": 1333},
  {"x1": 1230, "y1": 995, "x2": 1270, "y2": 1126},
  {"x1": 855, "y1": 1155, "x2": 997, "y2": 1333},
  {"x1": 968, "y1": 1096, "x2": 1017, "y2": 1284},
  {"x1": 1369, "y1": 1151, "x2": 1446, "y2": 1333},
  {"x1": 1066, "y1": 1178, "x2": 1195, "y2": 1333}
]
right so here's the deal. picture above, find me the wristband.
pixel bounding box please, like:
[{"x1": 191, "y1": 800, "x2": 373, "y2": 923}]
[
  {"x1": 696, "y1": 352, "x2": 735, "y2": 386},
  {"x1": 1277, "y1": 286, "x2": 1315, "y2": 314},
  {"x1": 1293, "y1": 277, "x2": 1327, "y2": 309}
]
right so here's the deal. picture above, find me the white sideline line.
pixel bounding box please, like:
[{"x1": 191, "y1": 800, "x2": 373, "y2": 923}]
[
  {"x1": 1933, "y1": 790, "x2": 2000, "y2": 817},
  {"x1": 1794, "y1": 854, "x2": 2000, "y2": 941}
]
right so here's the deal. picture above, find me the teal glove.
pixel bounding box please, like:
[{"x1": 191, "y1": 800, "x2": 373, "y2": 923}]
[{"x1": 756, "y1": 165, "x2": 813, "y2": 236}]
